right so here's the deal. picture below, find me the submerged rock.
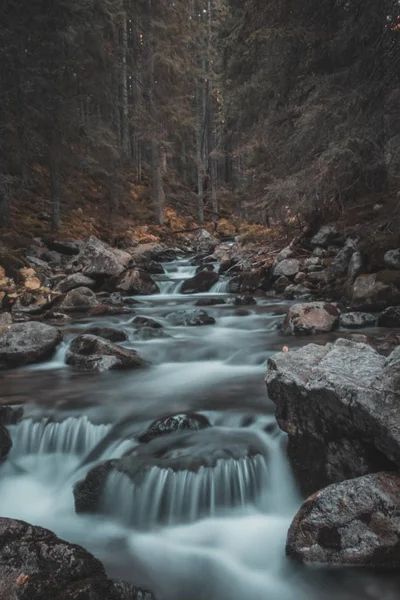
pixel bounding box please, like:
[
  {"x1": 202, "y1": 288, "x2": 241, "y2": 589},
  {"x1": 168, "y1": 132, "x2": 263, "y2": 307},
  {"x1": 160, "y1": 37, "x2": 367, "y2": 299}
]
[
  {"x1": 0, "y1": 516, "x2": 154, "y2": 600},
  {"x1": 195, "y1": 297, "x2": 226, "y2": 307},
  {"x1": 116, "y1": 268, "x2": 160, "y2": 295},
  {"x1": 266, "y1": 339, "x2": 400, "y2": 493},
  {"x1": 181, "y1": 270, "x2": 219, "y2": 294},
  {"x1": 139, "y1": 413, "x2": 210, "y2": 443},
  {"x1": 0, "y1": 322, "x2": 62, "y2": 369},
  {"x1": 66, "y1": 334, "x2": 145, "y2": 372},
  {"x1": 282, "y1": 302, "x2": 340, "y2": 335},
  {"x1": 287, "y1": 472, "x2": 400, "y2": 569},
  {"x1": 166, "y1": 309, "x2": 215, "y2": 327},
  {"x1": 132, "y1": 316, "x2": 163, "y2": 329}
]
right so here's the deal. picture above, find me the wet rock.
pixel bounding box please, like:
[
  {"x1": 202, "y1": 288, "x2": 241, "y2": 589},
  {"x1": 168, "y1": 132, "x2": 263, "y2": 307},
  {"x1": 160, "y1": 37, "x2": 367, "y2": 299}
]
[
  {"x1": 195, "y1": 297, "x2": 226, "y2": 307},
  {"x1": 166, "y1": 309, "x2": 215, "y2": 327},
  {"x1": 132, "y1": 316, "x2": 163, "y2": 329},
  {"x1": 60, "y1": 286, "x2": 99, "y2": 313},
  {"x1": 77, "y1": 236, "x2": 131, "y2": 279},
  {"x1": 0, "y1": 405, "x2": 23, "y2": 426},
  {"x1": 88, "y1": 304, "x2": 133, "y2": 317},
  {"x1": 311, "y1": 226, "x2": 341, "y2": 248},
  {"x1": 84, "y1": 327, "x2": 128, "y2": 342},
  {"x1": 282, "y1": 302, "x2": 339, "y2": 335},
  {"x1": 273, "y1": 276, "x2": 290, "y2": 293},
  {"x1": 181, "y1": 270, "x2": 219, "y2": 294},
  {"x1": 111, "y1": 580, "x2": 155, "y2": 600},
  {"x1": 339, "y1": 312, "x2": 376, "y2": 329},
  {"x1": 55, "y1": 273, "x2": 96, "y2": 293},
  {"x1": 136, "y1": 259, "x2": 165, "y2": 275},
  {"x1": 329, "y1": 239, "x2": 357, "y2": 277},
  {"x1": 0, "y1": 516, "x2": 153, "y2": 600},
  {"x1": 0, "y1": 322, "x2": 62, "y2": 369},
  {"x1": 116, "y1": 269, "x2": 160, "y2": 295},
  {"x1": 228, "y1": 269, "x2": 271, "y2": 293},
  {"x1": 378, "y1": 306, "x2": 400, "y2": 328},
  {"x1": 66, "y1": 334, "x2": 145, "y2": 372},
  {"x1": 266, "y1": 339, "x2": 400, "y2": 493},
  {"x1": 0, "y1": 424, "x2": 12, "y2": 458},
  {"x1": 139, "y1": 413, "x2": 210, "y2": 443},
  {"x1": 273, "y1": 259, "x2": 300, "y2": 279},
  {"x1": 235, "y1": 308, "x2": 250, "y2": 316},
  {"x1": 133, "y1": 328, "x2": 171, "y2": 341},
  {"x1": 46, "y1": 239, "x2": 82, "y2": 256},
  {"x1": 191, "y1": 229, "x2": 219, "y2": 254},
  {"x1": 384, "y1": 249, "x2": 400, "y2": 269},
  {"x1": 352, "y1": 272, "x2": 400, "y2": 310},
  {"x1": 286, "y1": 472, "x2": 400, "y2": 569},
  {"x1": 234, "y1": 294, "x2": 257, "y2": 306}
]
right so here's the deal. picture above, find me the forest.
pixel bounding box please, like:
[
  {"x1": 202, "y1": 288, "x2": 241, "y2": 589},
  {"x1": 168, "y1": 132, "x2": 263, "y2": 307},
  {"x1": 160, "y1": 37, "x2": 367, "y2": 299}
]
[{"x1": 1, "y1": 0, "x2": 399, "y2": 235}]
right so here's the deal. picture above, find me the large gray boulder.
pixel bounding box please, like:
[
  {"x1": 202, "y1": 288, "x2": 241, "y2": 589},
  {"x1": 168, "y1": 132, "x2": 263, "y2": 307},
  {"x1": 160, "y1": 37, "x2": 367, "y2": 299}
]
[
  {"x1": 0, "y1": 322, "x2": 62, "y2": 369},
  {"x1": 116, "y1": 268, "x2": 160, "y2": 295},
  {"x1": 59, "y1": 286, "x2": 99, "y2": 312},
  {"x1": 0, "y1": 517, "x2": 154, "y2": 600},
  {"x1": 273, "y1": 258, "x2": 300, "y2": 279},
  {"x1": 77, "y1": 236, "x2": 131, "y2": 279},
  {"x1": 282, "y1": 302, "x2": 340, "y2": 335},
  {"x1": 266, "y1": 339, "x2": 400, "y2": 493},
  {"x1": 66, "y1": 334, "x2": 146, "y2": 372},
  {"x1": 286, "y1": 472, "x2": 400, "y2": 569}
]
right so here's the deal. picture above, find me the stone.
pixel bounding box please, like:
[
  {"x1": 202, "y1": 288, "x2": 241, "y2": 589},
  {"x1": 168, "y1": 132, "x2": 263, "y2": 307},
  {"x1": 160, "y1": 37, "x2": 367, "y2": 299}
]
[
  {"x1": 339, "y1": 312, "x2": 376, "y2": 329},
  {"x1": 234, "y1": 294, "x2": 257, "y2": 306},
  {"x1": 283, "y1": 284, "x2": 313, "y2": 300},
  {"x1": 132, "y1": 316, "x2": 163, "y2": 329},
  {"x1": 181, "y1": 270, "x2": 219, "y2": 294},
  {"x1": 133, "y1": 328, "x2": 171, "y2": 341},
  {"x1": 88, "y1": 304, "x2": 133, "y2": 317},
  {"x1": 307, "y1": 271, "x2": 327, "y2": 284},
  {"x1": 228, "y1": 269, "x2": 271, "y2": 293},
  {"x1": 46, "y1": 239, "x2": 82, "y2": 255},
  {"x1": 304, "y1": 257, "x2": 321, "y2": 269},
  {"x1": 294, "y1": 272, "x2": 307, "y2": 284},
  {"x1": 138, "y1": 259, "x2": 165, "y2": 275},
  {"x1": 310, "y1": 226, "x2": 341, "y2": 248},
  {"x1": 347, "y1": 251, "x2": 363, "y2": 285},
  {"x1": 312, "y1": 247, "x2": 329, "y2": 258},
  {"x1": 0, "y1": 322, "x2": 62, "y2": 369},
  {"x1": 77, "y1": 236, "x2": 131, "y2": 279},
  {"x1": 195, "y1": 298, "x2": 226, "y2": 307},
  {"x1": 66, "y1": 334, "x2": 145, "y2": 372},
  {"x1": 329, "y1": 239, "x2": 357, "y2": 277},
  {"x1": 273, "y1": 276, "x2": 290, "y2": 293},
  {"x1": 191, "y1": 229, "x2": 219, "y2": 254},
  {"x1": 0, "y1": 517, "x2": 154, "y2": 600},
  {"x1": 0, "y1": 312, "x2": 12, "y2": 330},
  {"x1": 166, "y1": 309, "x2": 215, "y2": 327},
  {"x1": 282, "y1": 302, "x2": 339, "y2": 335},
  {"x1": 286, "y1": 472, "x2": 400, "y2": 569},
  {"x1": 384, "y1": 249, "x2": 400, "y2": 269},
  {"x1": 116, "y1": 269, "x2": 160, "y2": 295},
  {"x1": 273, "y1": 259, "x2": 300, "y2": 279},
  {"x1": 55, "y1": 273, "x2": 96, "y2": 293},
  {"x1": 274, "y1": 245, "x2": 294, "y2": 264},
  {"x1": 84, "y1": 327, "x2": 128, "y2": 342},
  {"x1": 352, "y1": 273, "x2": 400, "y2": 310},
  {"x1": 59, "y1": 286, "x2": 98, "y2": 312},
  {"x1": 378, "y1": 306, "x2": 400, "y2": 328},
  {"x1": 266, "y1": 339, "x2": 400, "y2": 494},
  {"x1": 138, "y1": 413, "x2": 210, "y2": 443}
]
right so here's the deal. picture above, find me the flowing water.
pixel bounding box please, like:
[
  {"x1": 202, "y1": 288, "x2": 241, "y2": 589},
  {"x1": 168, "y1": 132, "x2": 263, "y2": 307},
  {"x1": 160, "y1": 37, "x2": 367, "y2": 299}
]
[{"x1": 0, "y1": 252, "x2": 399, "y2": 600}]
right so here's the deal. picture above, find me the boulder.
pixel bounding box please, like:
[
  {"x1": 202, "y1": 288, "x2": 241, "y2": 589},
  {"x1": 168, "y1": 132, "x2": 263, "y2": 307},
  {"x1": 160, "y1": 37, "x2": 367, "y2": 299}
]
[
  {"x1": 195, "y1": 298, "x2": 226, "y2": 307},
  {"x1": 339, "y1": 312, "x2": 376, "y2": 329},
  {"x1": 378, "y1": 306, "x2": 400, "y2": 328},
  {"x1": 310, "y1": 226, "x2": 341, "y2": 248},
  {"x1": 191, "y1": 229, "x2": 219, "y2": 254},
  {"x1": 304, "y1": 257, "x2": 321, "y2": 269},
  {"x1": 286, "y1": 472, "x2": 400, "y2": 569},
  {"x1": 384, "y1": 249, "x2": 400, "y2": 269},
  {"x1": 329, "y1": 239, "x2": 357, "y2": 277},
  {"x1": 273, "y1": 259, "x2": 300, "y2": 279},
  {"x1": 294, "y1": 272, "x2": 307, "y2": 284},
  {"x1": 283, "y1": 284, "x2": 313, "y2": 300},
  {"x1": 181, "y1": 270, "x2": 219, "y2": 294},
  {"x1": 347, "y1": 251, "x2": 363, "y2": 285},
  {"x1": 116, "y1": 269, "x2": 160, "y2": 295},
  {"x1": 84, "y1": 327, "x2": 128, "y2": 342},
  {"x1": 60, "y1": 287, "x2": 98, "y2": 313},
  {"x1": 228, "y1": 269, "x2": 271, "y2": 293},
  {"x1": 234, "y1": 294, "x2": 257, "y2": 306},
  {"x1": 66, "y1": 334, "x2": 145, "y2": 372},
  {"x1": 55, "y1": 273, "x2": 96, "y2": 293},
  {"x1": 138, "y1": 413, "x2": 210, "y2": 443},
  {"x1": 352, "y1": 272, "x2": 400, "y2": 310},
  {"x1": 266, "y1": 339, "x2": 400, "y2": 494},
  {"x1": 0, "y1": 322, "x2": 62, "y2": 369},
  {"x1": 0, "y1": 517, "x2": 154, "y2": 600},
  {"x1": 46, "y1": 239, "x2": 82, "y2": 256},
  {"x1": 282, "y1": 302, "x2": 340, "y2": 335},
  {"x1": 274, "y1": 245, "x2": 294, "y2": 264},
  {"x1": 273, "y1": 276, "x2": 290, "y2": 293},
  {"x1": 77, "y1": 237, "x2": 131, "y2": 279},
  {"x1": 132, "y1": 316, "x2": 163, "y2": 329},
  {"x1": 166, "y1": 309, "x2": 215, "y2": 327}
]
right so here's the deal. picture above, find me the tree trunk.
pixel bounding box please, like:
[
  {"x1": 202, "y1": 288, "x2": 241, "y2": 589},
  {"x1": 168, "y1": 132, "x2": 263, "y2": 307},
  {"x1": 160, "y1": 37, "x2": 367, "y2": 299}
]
[
  {"x1": 121, "y1": 13, "x2": 130, "y2": 154},
  {"x1": 49, "y1": 148, "x2": 60, "y2": 230}
]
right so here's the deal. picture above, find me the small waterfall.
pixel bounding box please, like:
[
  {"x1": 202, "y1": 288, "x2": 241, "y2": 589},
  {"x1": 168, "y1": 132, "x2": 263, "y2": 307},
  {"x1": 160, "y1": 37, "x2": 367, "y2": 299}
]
[
  {"x1": 101, "y1": 454, "x2": 268, "y2": 529},
  {"x1": 158, "y1": 280, "x2": 184, "y2": 295},
  {"x1": 9, "y1": 417, "x2": 112, "y2": 457},
  {"x1": 210, "y1": 278, "x2": 230, "y2": 293}
]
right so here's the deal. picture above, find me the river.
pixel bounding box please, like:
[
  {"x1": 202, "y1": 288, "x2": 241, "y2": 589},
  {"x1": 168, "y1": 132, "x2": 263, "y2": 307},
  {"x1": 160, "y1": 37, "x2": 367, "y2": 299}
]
[{"x1": 0, "y1": 252, "x2": 398, "y2": 600}]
